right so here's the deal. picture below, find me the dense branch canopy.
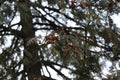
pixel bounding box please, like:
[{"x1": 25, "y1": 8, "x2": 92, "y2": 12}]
[{"x1": 0, "y1": 0, "x2": 120, "y2": 80}]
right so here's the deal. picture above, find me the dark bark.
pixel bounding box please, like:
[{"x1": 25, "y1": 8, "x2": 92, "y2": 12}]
[{"x1": 18, "y1": 1, "x2": 42, "y2": 80}]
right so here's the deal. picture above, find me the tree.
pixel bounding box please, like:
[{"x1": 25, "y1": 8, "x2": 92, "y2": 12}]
[{"x1": 0, "y1": 0, "x2": 120, "y2": 80}]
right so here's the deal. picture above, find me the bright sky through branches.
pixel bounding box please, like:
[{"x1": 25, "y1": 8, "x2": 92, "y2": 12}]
[{"x1": 112, "y1": 13, "x2": 120, "y2": 28}]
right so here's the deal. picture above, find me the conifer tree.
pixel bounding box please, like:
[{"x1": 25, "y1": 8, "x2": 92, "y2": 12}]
[{"x1": 0, "y1": 0, "x2": 120, "y2": 80}]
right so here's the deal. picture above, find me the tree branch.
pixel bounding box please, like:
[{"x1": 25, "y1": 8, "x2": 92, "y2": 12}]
[
  {"x1": 49, "y1": 65, "x2": 71, "y2": 80},
  {"x1": 44, "y1": 60, "x2": 73, "y2": 71},
  {"x1": 34, "y1": 26, "x2": 84, "y2": 31},
  {"x1": 43, "y1": 60, "x2": 71, "y2": 80},
  {"x1": 0, "y1": 23, "x2": 24, "y2": 38}
]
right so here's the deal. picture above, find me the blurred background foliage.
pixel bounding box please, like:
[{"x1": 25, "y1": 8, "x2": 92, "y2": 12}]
[{"x1": 0, "y1": 0, "x2": 120, "y2": 80}]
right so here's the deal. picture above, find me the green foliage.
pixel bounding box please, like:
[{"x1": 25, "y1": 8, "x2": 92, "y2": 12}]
[
  {"x1": 0, "y1": 0, "x2": 120, "y2": 80},
  {"x1": 47, "y1": 0, "x2": 57, "y2": 5}
]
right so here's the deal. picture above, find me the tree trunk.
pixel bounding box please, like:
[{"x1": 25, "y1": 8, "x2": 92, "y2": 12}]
[{"x1": 18, "y1": 1, "x2": 42, "y2": 80}]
